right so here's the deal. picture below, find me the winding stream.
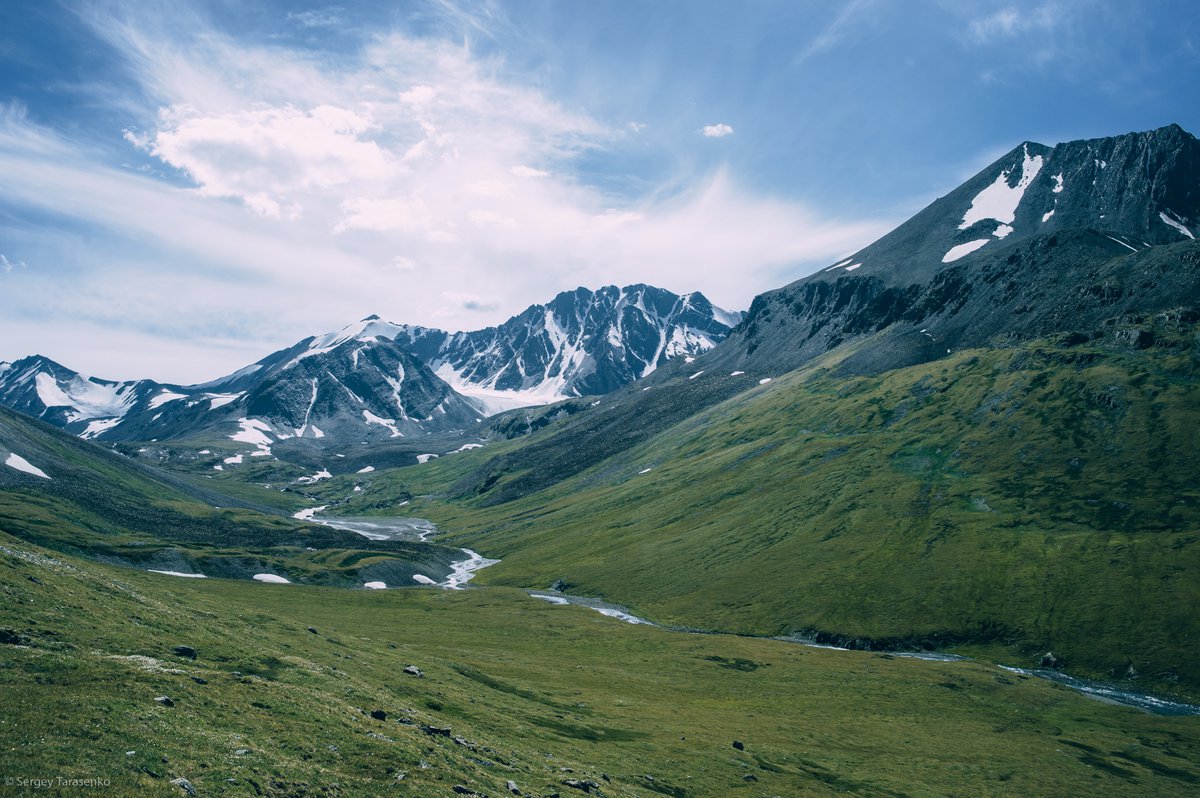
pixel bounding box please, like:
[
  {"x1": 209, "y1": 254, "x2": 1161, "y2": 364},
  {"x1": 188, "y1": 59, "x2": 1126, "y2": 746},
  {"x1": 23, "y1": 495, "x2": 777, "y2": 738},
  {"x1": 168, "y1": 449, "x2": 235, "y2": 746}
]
[
  {"x1": 529, "y1": 590, "x2": 1200, "y2": 716},
  {"x1": 307, "y1": 514, "x2": 1199, "y2": 717},
  {"x1": 313, "y1": 515, "x2": 496, "y2": 590}
]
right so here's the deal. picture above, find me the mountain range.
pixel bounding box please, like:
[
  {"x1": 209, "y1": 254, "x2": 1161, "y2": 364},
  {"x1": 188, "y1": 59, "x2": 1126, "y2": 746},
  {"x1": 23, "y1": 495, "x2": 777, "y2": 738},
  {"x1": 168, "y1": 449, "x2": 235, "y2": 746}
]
[{"x1": 0, "y1": 284, "x2": 741, "y2": 447}]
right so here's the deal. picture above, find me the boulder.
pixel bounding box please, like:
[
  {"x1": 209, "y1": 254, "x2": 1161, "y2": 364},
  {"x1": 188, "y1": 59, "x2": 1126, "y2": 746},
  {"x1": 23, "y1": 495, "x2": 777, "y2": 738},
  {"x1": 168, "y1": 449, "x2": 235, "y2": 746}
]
[
  {"x1": 421, "y1": 724, "x2": 452, "y2": 737},
  {"x1": 155, "y1": 696, "x2": 175, "y2": 707},
  {"x1": 173, "y1": 645, "x2": 197, "y2": 660},
  {"x1": 370, "y1": 709, "x2": 388, "y2": 721},
  {"x1": 404, "y1": 665, "x2": 424, "y2": 678},
  {"x1": 170, "y1": 777, "x2": 196, "y2": 796}
]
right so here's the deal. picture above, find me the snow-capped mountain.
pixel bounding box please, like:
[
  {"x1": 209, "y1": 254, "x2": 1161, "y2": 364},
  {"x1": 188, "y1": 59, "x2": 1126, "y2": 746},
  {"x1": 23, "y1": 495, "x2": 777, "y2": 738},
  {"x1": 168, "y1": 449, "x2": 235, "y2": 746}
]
[
  {"x1": 391, "y1": 285, "x2": 742, "y2": 411},
  {"x1": 0, "y1": 356, "x2": 164, "y2": 439},
  {"x1": 707, "y1": 123, "x2": 1200, "y2": 376},
  {"x1": 0, "y1": 283, "x2": 740, "y2": 444}
]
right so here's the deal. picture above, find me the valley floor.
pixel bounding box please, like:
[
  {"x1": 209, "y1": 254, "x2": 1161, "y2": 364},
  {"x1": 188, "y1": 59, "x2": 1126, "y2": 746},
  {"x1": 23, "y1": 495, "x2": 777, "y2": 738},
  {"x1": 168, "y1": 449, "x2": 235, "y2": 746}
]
[{"x1": 3, "y1": 531, "x2": 1199, "y2": 797}]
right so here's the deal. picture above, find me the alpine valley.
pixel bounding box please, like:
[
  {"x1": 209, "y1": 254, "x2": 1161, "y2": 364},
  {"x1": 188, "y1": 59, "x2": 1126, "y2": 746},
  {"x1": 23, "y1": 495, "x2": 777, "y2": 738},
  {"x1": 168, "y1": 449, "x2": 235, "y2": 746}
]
[{"x1": 3, "y1": 124, "x2": 1200, "y2": 798}]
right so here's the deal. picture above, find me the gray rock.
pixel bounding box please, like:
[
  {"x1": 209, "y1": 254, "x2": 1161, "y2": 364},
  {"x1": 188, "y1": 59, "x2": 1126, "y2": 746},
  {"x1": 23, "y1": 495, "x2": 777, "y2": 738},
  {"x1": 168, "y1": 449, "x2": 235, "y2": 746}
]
[
  {"x1": 170, "y1": 777, "x2": 196, "y2": 796},
  {"x1": 154, "y1": 696, "x2": 175, "y2": 707},
  {"x1": 370, "y1": 709, "x2": 387, "y2": 721},
  {"x1": 561, "y1": 779, "x2": 600, "y2": 794},
  {"x1": 421, "y1": 724, "x2": 452, "y2": 737},
  {"x1": 1040, "y1": 652, "x2": 1059, "y2": 669},
  {"x1": 173, "y1": 645, "x2": 197, "y2": 660},
  {"x1": 732, "y1": 740, "x2": 744, "y2": 751},
  {"x1": 404, "y1": 665, "x2": 424, "y2": 677},
  {"x1": 506, "y1": 780, "x2": 521, "y2": 795}
]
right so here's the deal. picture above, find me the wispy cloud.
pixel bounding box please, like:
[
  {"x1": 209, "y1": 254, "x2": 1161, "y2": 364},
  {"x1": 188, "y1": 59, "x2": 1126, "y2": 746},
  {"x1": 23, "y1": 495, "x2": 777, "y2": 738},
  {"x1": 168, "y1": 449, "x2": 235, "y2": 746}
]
[
  {"x1": 0, "y1": 4, "x2": 892, "y2": 381},
  {"x1": 795, "y1": 0, "x2": 876, "y2": 64},
  {"x1": 287, "y1": 8, "x2": 344, "y2": 29},
  {"x1": 968, "y1": 4, "x2": 1064, "y2": 42},
  {"x1": 700, "y1": 123, "x2": 734, "y2": 138}
]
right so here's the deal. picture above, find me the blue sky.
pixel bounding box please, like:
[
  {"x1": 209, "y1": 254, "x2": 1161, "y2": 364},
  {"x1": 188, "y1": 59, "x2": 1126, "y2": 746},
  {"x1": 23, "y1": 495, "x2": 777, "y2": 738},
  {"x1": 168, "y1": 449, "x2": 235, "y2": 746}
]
[{"x1": 0, "y1": 0, "x2": 1197, "y2": 382}]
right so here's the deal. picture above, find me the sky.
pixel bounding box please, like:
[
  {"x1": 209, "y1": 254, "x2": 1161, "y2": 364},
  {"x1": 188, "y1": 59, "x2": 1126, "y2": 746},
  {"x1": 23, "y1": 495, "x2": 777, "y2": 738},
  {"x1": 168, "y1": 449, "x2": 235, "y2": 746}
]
[{"x1": 0, "y1": 0, "x2": 1197, "y2": 383}]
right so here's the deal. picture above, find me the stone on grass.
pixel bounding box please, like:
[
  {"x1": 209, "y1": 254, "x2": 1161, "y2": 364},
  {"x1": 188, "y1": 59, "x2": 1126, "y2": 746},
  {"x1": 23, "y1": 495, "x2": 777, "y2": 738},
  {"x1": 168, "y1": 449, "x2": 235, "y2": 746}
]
[{"x1": 170, "y1": 777, "x2": 196, "y2": 796}]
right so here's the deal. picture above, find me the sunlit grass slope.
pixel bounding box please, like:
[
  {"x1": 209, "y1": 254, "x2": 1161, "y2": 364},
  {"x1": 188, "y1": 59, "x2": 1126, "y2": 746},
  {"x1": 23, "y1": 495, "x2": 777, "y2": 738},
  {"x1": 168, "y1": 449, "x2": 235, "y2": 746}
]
[
  {"x1": 314, "y1": 323, "x2": 1200, "y2": 697},
  {"x1": 3, "y1": 531, "x2": 1199, "y2": 797}
]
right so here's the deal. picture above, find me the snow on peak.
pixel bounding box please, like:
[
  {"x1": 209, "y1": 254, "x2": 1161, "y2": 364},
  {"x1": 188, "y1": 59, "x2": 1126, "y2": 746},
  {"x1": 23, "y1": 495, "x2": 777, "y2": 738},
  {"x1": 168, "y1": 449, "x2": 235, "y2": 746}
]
[
  {"x1": 309, "y1": 316, "x2": 407, "y2": 352},
  {"x1": 959, "y1": 144, "x2": 1044, "y2": 231}
]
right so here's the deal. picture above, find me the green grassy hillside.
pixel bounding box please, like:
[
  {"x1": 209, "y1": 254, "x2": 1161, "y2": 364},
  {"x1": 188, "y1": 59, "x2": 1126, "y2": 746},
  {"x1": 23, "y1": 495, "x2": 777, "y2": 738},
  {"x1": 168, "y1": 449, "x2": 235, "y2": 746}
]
[
  {"x1": 3, "y1": 530, "x2": 1199, "y2": 797},
  {"x1": 307, "y1": 318, "x2": 1200, "y2": 698},
  {"x1": 0, "y1": 406, "x2": 462, "y2": 585}
]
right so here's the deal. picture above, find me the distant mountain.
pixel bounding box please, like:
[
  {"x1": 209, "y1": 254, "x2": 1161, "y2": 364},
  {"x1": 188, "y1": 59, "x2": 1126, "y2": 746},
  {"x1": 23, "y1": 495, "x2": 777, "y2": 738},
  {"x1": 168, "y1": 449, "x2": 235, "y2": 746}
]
[
  {"x1": 388, "y1": 284, "x2": 742, "y2": 410},
  {"x1": 0, "y1": 283, "x2": 740, "y2": 444},
  {"x1": 708, "y1": 123, "x2": 1200, "y2": 376}
]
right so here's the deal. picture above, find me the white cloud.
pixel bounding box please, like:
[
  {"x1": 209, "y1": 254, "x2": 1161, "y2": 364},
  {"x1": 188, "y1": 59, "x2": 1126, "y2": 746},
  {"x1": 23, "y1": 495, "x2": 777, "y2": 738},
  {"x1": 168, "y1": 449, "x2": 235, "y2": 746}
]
[
  {"x1": 0, "y1": 9, "x2": 893, "y2": 382},
  {"x1": 701, "y1": 123, "x2": 734, "y2": 138},
  {"x1": 968, "y1": 4, "x2": 1063, "y2": 42},
  {"x1": 287, "y1": 9, "x2": 343, "y2": 29}
]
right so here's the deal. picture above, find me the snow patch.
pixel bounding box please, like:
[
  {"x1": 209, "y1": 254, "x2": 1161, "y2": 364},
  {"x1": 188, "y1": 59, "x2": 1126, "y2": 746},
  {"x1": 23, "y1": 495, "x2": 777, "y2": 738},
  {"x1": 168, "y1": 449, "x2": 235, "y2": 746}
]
[
  {"x1": 362, "y1": 410, "x2": 403, "y2": 438},
  {"x1": 1042, "y1": 209, "x2": 1055, "y2": 223},
  {"x1": 993, "y1": 224, "x2": 1014, "y2": 239},
  {"x1": 688, "y1": 370, "x2": 704, "y2": 380},
  {"x1": 149, "y1": 390, "x2": 188, "y2": 409},
  {"x1": 293, "y1": 505, "x2": 328, "y2": 521},
  {"x1": 356, "y1": 466, "x2": 375, "y2": 473},
  {"x1": 412, "y1": 574, "x2": 436, "y2": 585},
  {"x1": 959, "y1": 145, "x2": 1043, "y2": 230},
  {"x1": 416, "y1": 454, "x2": 438, "y2": 464},
  {"x1": 363, "y1": 581, "x2": 387, "y2": 590},
  {"x1": 1052, "y1": 172, "x2": 1064, "y2": 193},
  {"x1": 223, "y1": 454, "x2": 243, "y2": 465},
  {"x1": 843, "y1": 263, "x2": 862, "y2": 271},
  {"x1": 5, "y1": 453, "x2": 49, "y2": 479},
  {"x1": 1105, "y1": 235, "x2": 1139, "y2": 253},
  {"x1": 758, "y1": 378, "x2": 773, "y2": 385},
  {"x1": 942, "y1": 239, "x2": 991, "y2": 263},
  {"x1": 147, "y1": 570, "x2": 208, "y2": 579},
  {"x1": 81, "y1": 418, "x2": 123, "y2": 440},
  {"x1": 295, "y1": 469, "x2": 332, "y2": 484},
  {"x1": 252, "y1": 574, "x2": 291, "y2": 584},
  {"x1": 34, "y1": 372, "x2": 137, "y2": 422},
  {"x1": 451, "y1": 443, "x2": 483, "y2": 453},
  {"x1": 730, "y1": 371, "x2": 745, "y2": 376},
  {"x1": 207, "y1": 393, "x2": 243, "y2": 410},
  {"x1": 231, "y1": 418, "x2": 273, "y2": 447},
  {"x1": 638, "y1": 468, "x2": 653, "y2": 475},
  {"x1": 1159, "y1": 210, "x2": 1195, "y2": 239}
]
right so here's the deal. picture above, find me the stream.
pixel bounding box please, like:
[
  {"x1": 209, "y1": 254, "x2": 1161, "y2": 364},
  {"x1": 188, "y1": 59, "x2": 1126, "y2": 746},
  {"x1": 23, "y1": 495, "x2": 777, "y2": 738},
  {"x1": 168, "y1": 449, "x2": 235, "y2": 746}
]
[
  {"x1": 530, "y1": 591, "x2": 1200, "y2": 716},
  {"x1": 307, "y1": 514, "x2": 1199, "y2": 717},
  {"x1": 312, "y1": 514, "x2": 497, "y2": 590}
]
